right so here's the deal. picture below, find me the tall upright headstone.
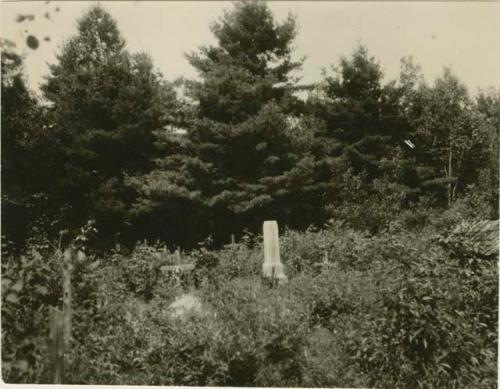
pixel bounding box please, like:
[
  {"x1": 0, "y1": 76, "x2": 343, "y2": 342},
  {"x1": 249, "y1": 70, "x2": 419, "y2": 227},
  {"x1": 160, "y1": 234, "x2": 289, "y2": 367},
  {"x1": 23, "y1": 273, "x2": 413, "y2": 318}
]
[
  {"x1": 262, "y1": 220, "x2": 287, "y2": 284},
  {"x1": 175, "y1": 247, "x2": 181, "y2": 266}
]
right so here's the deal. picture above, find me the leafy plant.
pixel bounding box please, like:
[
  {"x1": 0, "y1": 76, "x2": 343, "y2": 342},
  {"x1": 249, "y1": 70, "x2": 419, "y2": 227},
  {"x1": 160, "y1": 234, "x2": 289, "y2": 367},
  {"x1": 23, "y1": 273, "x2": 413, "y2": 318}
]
[
  {"x1": 1, "y1": 233, "x2": 62, "y2": 382},
  {"x1": 117, "y1": 240, "x2": 168, "y2": 300}
]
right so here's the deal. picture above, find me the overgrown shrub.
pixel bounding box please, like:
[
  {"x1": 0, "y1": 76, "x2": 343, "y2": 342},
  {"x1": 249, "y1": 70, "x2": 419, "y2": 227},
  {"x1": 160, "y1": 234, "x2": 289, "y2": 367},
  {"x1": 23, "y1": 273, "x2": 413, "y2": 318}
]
[
  {"x1": 3, "y1": 219, "x2": 497, "y2": 387},
  {"x1": 216, "y1": 241, "x2": 262, "y2": 280},
  {"x1": 289, "y1": 265, "x2": 380, "y2": 329},
  {"x1": 281, "y1": 222, "x2": 372, "y2": 276},
  {"x1": 117, "y1": 240, "x2": 168, "y2": 300},
  {"x1": 69, "y1": 277, "x2": 312, "y2": 386},
  {"x1": 204, "y1": 279, "x2": 311, "y2": 387},
  {"x1": 1, "y1": 238, "x2": 61, "y2": 383},
  {"x1": 190, "y1": 235, "x2": 262, "y2": 290},
  {"x1": 191, "y1": 239, "x2": 222, "y2": 289},
  {"x1": 1, "y1": 230, "x2": 101, "y2": 383},
  {"x1": 282, "y1": 226, "x2": 497, "y2": 388},
  {"x1": 350, "y1": 239, "x2": 498, "y2": 388}
]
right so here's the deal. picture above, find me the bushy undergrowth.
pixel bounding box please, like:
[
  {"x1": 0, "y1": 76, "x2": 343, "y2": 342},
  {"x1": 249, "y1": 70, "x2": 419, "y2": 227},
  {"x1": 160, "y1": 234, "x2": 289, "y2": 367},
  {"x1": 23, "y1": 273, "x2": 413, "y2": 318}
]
[
  {"x1": 2, "y1": 217, "x2": 497, "y2": 387},
  {"x1": 1, "y1": 240, "x2": 60, "y2": 382},
  {"x1": 1, "y1": 231, "x2": 102, "y2": 383}
]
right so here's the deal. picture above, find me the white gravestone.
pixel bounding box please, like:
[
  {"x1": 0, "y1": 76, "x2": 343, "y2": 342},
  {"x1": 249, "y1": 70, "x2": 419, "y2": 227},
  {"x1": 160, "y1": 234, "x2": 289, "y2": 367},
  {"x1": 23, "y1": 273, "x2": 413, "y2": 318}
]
[{"x1": 262, "y1": 220, "x2": 287, "y2": 284}]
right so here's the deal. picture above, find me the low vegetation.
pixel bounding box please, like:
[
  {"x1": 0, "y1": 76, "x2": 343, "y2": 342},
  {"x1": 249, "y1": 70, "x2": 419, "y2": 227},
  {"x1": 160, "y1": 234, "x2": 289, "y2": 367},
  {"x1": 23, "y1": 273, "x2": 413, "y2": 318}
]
[{"x1": 2, "y1": 209, "x2": 497, "y2": 387}]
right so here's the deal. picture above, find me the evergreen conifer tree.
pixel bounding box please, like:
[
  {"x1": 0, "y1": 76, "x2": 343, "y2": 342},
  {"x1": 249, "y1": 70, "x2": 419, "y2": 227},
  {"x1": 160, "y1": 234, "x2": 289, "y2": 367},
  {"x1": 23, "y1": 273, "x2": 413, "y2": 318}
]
[
  {"x1": 41, "y1": 5, "x2": 175, "y2": 242},
  {"x1": 129, "y1": 1, "x2": 331, "y2": 245},
  {"x1": 313, "y1": 45, "x2": 410, "y2": 180},
  {"x1": 309, "y1": 45, "x2": 420, "y2": 223}
]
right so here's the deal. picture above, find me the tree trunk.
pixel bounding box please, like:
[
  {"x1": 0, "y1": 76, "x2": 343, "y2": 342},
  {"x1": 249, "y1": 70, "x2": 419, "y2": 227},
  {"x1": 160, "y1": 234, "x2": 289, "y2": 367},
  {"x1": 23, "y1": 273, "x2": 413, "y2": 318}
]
[
  {"x1": 448, "y1": 146, "x2": 453, "y2": 206},
  {"x1": 49, "y1": 307, "x2": 65, "y2": 384}
]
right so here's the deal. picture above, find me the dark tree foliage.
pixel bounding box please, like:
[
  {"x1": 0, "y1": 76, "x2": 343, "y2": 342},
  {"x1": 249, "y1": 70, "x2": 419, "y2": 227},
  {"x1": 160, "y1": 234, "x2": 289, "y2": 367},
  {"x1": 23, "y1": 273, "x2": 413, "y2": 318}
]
[
  {"x1": 2, "y1": 2, "x2": 497, "y2": 250},
  {"x1": 128, "y1": 1, "x2": 332, "y2": 247},
  {"x1": 307, "y1": 46, "x2": 422, "y2": 224},
  {"x1": 2, "y1": 51, "x2": 36, "y2": 202},
  {"x1": 475, "y1": 88, "x2": 500, "y2": 219},
  {"x1": 402, "y1": 68, "x2": 491, "y2": 207},
  {"x1": 309, "y1": 47, "x2": 496, "y2": 230},
  {"x1": 40, "y1": 5, "x2": 176, "y2": 245},
  {"x1": 312, "y1": 46, "x2": 411, "y2": 179},
  {"x1": 1, "y1": 50, "x2": 55, "y2": 248},
  {"x1": 186, "y1": 0, "x2": 304, "y2": 123}
]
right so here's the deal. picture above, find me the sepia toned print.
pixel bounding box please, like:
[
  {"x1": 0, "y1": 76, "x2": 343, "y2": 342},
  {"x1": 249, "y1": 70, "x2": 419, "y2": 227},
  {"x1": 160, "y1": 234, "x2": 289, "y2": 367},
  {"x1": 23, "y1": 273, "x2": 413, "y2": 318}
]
[{"x1": 1, "y1": 1, "x2": 498, "y2": 387}]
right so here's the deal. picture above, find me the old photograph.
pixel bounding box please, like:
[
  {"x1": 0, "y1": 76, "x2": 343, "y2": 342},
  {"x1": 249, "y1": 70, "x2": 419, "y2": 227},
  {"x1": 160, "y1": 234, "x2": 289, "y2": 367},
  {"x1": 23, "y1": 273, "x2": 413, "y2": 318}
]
[{"x1": 1, "y1": 1, "x2": 499, "y2": 387}]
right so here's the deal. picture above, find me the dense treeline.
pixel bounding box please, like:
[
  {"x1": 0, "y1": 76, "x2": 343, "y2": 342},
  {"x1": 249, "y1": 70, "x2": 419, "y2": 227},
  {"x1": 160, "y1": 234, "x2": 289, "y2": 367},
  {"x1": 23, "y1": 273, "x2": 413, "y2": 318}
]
[{"x1": 2, "y1": 1, "x2": 498, "y2": 251}]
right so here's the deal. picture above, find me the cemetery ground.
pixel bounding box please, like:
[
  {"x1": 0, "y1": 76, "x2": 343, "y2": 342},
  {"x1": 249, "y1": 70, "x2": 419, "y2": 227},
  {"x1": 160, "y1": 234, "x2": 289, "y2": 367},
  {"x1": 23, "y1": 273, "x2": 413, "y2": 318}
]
[
  {"x1": 2, "y1": 1, "x2": 499, "y2": 387},
  {"x1": 1, "y1": 215, "x2": 498, "y2": 387}
]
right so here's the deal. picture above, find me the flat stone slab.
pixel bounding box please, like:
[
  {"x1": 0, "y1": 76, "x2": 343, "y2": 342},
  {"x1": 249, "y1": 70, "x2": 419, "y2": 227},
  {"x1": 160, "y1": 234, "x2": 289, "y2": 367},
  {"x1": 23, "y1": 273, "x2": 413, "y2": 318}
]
[
  {"x1": 160, "y1": 263, "x2": 195, "y2": 273},
  {"x1": 168, "y1": 293, "x2": 203, "y2": 318}
]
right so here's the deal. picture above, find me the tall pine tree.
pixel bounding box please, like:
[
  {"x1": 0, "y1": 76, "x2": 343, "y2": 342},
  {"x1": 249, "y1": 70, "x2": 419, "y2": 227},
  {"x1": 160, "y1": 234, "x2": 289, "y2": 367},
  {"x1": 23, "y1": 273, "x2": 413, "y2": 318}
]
[
  {"x1": 308, "y1": 46, "x2": 420, "y2": 230},
  {"x1": 41, "y1": 5, "x2": 175, "y2": 243},
  {"x1": 129, "y1": 1, "x2": 330, "y2": 246},
  {"x1": 312, "y1": 45, "x2": 410, "y2": 180}
]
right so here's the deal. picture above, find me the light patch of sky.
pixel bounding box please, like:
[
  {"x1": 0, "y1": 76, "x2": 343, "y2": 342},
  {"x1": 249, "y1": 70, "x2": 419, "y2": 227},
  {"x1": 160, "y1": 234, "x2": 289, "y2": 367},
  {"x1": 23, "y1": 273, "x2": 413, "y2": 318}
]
[{"x1": 2, "y1": 1, "x2": 499, "y2": 97}]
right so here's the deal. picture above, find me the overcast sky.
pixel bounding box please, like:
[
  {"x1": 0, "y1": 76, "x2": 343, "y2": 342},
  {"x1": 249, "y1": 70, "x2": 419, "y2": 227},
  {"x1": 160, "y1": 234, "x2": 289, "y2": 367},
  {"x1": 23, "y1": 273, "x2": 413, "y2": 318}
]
[{"x1": 2, "y1": 1, "x2": 499, "y2": 96}]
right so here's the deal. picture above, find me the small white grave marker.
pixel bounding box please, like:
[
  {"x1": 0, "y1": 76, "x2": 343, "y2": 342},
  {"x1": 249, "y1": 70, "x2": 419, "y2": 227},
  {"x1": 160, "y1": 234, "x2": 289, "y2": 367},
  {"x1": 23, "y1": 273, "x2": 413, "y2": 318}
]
[
  {"x1": 168, "y1": 293, "x2": 204, "y2": 318},
  {"x1": 262, "y1": 220, "x2": 287, "y2": 284}
]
